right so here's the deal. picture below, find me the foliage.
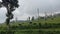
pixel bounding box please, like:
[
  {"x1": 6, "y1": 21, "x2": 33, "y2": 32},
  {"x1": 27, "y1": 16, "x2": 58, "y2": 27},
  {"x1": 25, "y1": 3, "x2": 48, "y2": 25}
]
[
  {"x1": 31, "y1": 16, "x2": 34, "y2": 21},
  {"x1": 0, "y1": 0, "x2": 19, "y2": 25}
]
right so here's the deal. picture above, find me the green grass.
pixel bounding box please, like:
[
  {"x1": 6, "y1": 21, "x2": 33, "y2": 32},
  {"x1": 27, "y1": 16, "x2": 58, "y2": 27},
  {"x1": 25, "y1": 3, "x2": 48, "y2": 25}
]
[{"x1": 0, "y1": 16, "x2": 60, "y2": 34}]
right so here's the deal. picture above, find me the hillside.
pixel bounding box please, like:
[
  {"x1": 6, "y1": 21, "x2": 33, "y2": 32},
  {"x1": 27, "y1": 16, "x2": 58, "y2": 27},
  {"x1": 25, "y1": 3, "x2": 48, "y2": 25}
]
[{"x1": 0, "y1": 13, "x2": 60, "y2": 34}]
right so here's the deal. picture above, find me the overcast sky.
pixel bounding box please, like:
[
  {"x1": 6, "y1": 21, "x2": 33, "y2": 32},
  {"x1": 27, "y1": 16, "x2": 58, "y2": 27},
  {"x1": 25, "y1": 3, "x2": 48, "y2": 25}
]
[{"x1": 0, "y1": 0, "x2": 60, "y2": 23}]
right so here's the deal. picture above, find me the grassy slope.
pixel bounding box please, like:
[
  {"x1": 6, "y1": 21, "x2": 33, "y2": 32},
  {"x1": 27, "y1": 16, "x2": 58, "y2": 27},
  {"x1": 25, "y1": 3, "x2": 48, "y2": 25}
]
[
  {"x1": 34, "y1": 16, "x2": 60, "y2": 24},
  {"x1": 0, "y1": 16, "x2": 60, "y2": 34}
]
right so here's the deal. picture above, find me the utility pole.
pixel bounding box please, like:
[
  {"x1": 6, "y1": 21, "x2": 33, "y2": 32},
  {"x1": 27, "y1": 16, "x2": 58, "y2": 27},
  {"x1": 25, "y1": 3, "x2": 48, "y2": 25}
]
[
  {"x1": 51, "y1": 11, "x2": 54, "y2": 20},
  {"x1": 45, "y1": 12, "x2": 47, "y2": 23},
  {"x1": 37, "y1": 8, "x2": 39, "y2": 22},
  {"x1": 15, "y1": 17, "x2": 18, "y2": 23}
]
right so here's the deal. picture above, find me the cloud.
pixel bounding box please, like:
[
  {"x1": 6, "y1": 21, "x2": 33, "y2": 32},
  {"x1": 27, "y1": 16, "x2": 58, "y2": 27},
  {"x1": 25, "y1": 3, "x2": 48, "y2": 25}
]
[{"x1": 0, "y1": 7, "x2": 6, "y2": 23}]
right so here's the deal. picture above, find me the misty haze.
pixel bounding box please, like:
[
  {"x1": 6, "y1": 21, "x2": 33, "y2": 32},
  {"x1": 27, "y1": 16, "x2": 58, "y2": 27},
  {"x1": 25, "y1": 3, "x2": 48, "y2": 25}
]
[{"x1": 0, "y1": 0, "x2": 60, "y2": 34}]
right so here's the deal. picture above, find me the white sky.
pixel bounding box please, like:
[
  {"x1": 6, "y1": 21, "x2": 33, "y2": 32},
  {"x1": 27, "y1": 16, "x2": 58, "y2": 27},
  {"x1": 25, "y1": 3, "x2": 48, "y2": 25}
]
[{"x1": 0, "y1": 0, "x2": 60, "y2": 23}]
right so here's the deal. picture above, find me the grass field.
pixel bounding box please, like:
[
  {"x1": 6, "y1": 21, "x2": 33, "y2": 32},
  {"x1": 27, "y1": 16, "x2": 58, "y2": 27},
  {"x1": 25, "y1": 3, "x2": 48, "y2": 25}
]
[{"x1": 0, "y1": 16, "x2": 60, "y2": 34}]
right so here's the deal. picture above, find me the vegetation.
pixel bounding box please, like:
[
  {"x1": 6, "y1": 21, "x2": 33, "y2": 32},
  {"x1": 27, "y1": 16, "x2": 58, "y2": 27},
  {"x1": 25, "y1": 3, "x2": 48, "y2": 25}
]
[
  {"x1": 0, "y1": 0, "x2": 19, "y2": 34},
  {"x1": 0, "y1": 14, "x2": 59, "y2": 34},
  {"x1": 0, "y1": 0, "x2": 60, "y2": 34}
]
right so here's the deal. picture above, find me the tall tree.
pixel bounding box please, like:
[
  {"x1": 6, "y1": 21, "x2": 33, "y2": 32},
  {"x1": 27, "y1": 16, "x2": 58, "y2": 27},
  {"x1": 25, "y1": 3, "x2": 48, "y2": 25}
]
[
  {"x1": 28, "y1": 17, "x2": 30, "y2": 21},
  {"x1": 0, "y1": 0, "x2": 19, "y2": 25},
  {"x1": 31, "y1": 16, "x2": 34, "y2": 21}
]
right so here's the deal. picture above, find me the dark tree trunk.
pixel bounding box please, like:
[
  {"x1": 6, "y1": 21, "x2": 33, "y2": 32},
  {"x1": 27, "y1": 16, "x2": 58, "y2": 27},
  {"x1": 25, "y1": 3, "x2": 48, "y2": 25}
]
[{"x1": 5, "y1": 5, "x2": 11, "y2": 33}]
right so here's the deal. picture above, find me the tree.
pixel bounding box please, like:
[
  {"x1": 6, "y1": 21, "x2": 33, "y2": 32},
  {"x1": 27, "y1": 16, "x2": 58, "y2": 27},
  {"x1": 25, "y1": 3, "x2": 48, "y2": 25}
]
[
  {"x1": 31, "y1": 16, "x2": 34, "y2": 21},
  {"x1": 28, "y1": 17, "x2": 30, "y2": 21},
  {"x1": 0, "y1": 0, "x2": 19, "y2": 25}
]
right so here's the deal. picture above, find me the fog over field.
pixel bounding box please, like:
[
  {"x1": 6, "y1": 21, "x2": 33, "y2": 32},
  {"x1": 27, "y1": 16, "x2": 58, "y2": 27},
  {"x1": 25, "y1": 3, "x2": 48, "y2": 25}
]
[{"x1": 0, "y1": 0, "x2": 60, "y2": 23}]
